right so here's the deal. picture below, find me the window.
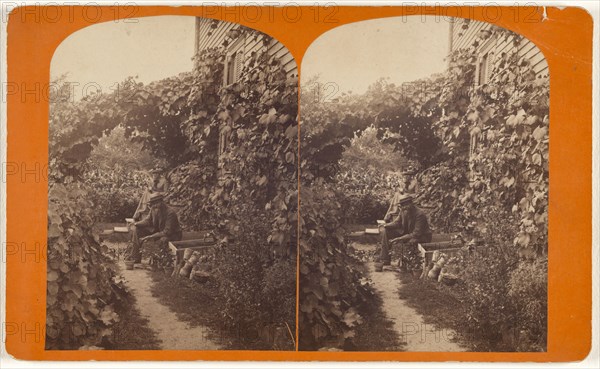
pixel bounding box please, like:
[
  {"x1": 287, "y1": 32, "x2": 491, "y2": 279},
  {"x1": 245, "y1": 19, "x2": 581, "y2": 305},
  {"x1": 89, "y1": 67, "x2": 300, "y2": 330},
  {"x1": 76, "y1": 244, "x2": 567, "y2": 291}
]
[
  {"x1": 475, "y1": 36, "x2": 496, "y2": 86},
  {"x1": 476, "y1": 51, "x2": 496, "y2": 85},
  {"x1": 478, "y1": 53, "x2": 488, "y2": 84},
  {"x1": 225, "y1": 52, "x2": 237, "y2": 85},
  {"x1": 223, "y1": 36, "x2": 245, "y2": 86}
]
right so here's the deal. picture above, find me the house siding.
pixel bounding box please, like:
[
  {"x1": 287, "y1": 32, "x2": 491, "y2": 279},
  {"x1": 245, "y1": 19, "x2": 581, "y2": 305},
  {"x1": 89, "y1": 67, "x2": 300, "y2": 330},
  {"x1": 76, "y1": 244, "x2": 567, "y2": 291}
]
[
  {"x1": 195, "y1": 18, "x2": 297, "y2": 78},
  {"x1": 449, "y1": 19, "x2": 548, "y2": 77}
]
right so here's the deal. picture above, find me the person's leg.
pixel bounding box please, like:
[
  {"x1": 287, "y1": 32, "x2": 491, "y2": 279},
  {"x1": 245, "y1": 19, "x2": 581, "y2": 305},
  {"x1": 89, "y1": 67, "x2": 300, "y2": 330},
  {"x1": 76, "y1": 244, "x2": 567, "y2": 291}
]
[
  {"x1": 129, "y1": 225, "x2": 152, "y2": 263},
  {"x1": 378, "y1": 227, "x2": 390, "y2": 265},
  {"x1": 403, "y1": 239, "x2": 421, "y2": 271},
  {"x1": 379, "y1": 227, "x2": 401, "y2": 265},
  {"x1": 151, "y1": 236, "x2": 173, "y2": 270}
]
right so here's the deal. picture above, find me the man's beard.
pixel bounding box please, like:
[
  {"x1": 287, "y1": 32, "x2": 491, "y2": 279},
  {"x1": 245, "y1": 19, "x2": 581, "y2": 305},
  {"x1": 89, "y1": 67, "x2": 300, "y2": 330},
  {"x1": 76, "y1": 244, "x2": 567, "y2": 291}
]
[{"x1": 151, "y1": 205, "x2": 162, "y2": 217}]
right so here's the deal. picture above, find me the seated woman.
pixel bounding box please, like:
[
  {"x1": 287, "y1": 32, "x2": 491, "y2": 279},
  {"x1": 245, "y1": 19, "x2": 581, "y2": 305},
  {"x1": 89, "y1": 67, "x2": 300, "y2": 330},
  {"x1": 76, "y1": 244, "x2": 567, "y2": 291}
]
[
  {"x1": 384, "y1": 166, "x2": 418, "y2": 219},
  {"x1": 132, "y1": 166, "x2": 169, "y2": 221}
]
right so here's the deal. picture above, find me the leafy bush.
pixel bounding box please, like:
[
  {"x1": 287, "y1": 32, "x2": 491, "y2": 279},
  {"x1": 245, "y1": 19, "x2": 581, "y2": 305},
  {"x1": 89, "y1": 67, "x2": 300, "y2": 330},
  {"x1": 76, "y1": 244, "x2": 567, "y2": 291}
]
[
  {"x1": 508, "y1": 258, "x2": 547, "y2": 351},
  {"x1": 298, "y1": 184, "x2": 373, "y2": 350},
  {"x1": 336, "y1": 126, "x2": 406, "y2": 224},
  {"x1": 209, "y1": 206, "x2": 295, "y2": 349},
  {"x1": 166, "y1": 160, "x2": 217, "y2": 230},
  {"x1": 262, "y1": 260, "x2": 297, "y2": 329},
  {"x1": 46, "y1": 184, "x2": 119, "y2": 349},
  {"x1": 88, "y1": 126, "x2": 156, "y2": 172},
  {"x1": 452, "y1": 242, "x2": 546, "y2": 352},
  {"x1": 335, "y1": 169, "x2": 394, "y2": 224},
  {"x1": 83, "y1": 168, "x2": 148, "y2": 223},
  {"x1": 456, "y1": 244, "x2": 519, "y2": 351}
]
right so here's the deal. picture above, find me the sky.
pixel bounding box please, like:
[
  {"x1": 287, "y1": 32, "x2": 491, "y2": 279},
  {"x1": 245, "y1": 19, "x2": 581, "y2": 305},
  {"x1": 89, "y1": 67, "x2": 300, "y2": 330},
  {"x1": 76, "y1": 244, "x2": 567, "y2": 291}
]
[
  {"x1": 51, "y1": 16, "x2": 196, "y2": 100},
  {"x1": 51, "y1": 15, "x2": 450, "y2": 100},
  {"x1": 302, "y1": 16, "x2": 451, "y2": 95}
]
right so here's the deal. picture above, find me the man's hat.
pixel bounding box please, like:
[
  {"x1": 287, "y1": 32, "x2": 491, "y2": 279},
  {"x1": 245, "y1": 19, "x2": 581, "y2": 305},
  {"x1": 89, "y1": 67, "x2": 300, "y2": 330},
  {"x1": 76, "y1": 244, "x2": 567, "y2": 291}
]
[
  {"x1": 148, "y1": 193, "x2": 164, "y2": 204},
  {"x1": 398, "y1": 194, "x2": 414, "y2": 205}
]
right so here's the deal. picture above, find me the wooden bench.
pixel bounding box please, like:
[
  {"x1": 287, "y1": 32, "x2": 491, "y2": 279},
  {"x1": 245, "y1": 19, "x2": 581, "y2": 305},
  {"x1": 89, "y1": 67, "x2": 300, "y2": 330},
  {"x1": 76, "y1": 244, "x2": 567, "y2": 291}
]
[
  {"x1": 391, "y1": 232, "x2": 461, "y2": 269},
  {"x1": 168, "y1": 231, "x2": 217, "y2": 270},
  {"x1": 417, "y1": 233, "x2": 474, "y2": 279}
]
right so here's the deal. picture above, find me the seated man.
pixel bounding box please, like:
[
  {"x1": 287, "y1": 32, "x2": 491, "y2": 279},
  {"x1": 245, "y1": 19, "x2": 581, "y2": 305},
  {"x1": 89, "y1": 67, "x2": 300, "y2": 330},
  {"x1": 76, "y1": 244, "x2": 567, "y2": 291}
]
[
  {"x1": 378, "y1": 194, "x2": 431, "y2": 267},
  {"x1": 127, "y1": 193, "x2": 182, "y2": 265}
]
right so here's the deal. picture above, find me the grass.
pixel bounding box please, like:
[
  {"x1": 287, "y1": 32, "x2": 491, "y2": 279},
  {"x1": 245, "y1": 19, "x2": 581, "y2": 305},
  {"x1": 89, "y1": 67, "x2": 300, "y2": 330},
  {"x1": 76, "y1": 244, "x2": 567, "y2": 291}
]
[
  {"x1": 149, "y1": 271, "x2": 274, "y2": 350},
  {"x1": 104, "y1": 291, "x2": 162, "y2": 350},
  {"x1": 397, "y1": 273, "x2": 475, "y2": 350}
]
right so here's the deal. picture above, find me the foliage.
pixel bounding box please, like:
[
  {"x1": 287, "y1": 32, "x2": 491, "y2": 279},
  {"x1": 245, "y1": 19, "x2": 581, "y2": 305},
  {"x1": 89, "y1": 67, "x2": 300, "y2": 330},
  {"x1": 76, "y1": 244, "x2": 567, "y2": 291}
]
[
  {"x1": 419, "y1": 27, "x2": 549, "y2": 255},
  {"x1": 507, "y1": 258, "x2": 548, "y2": 351},
  {"x1": 49, "y1": 69, "x2": 206, "y2": 183},
  {"x1": 88, "y1": 126, "x2": 156, "y2": 172},
  {"x1": 377, "y1": 106, "x2": 442, "y2": 166},
  {"x1": 46, "y1": 183, "x2": 119, "y2": 349},
  {"x1": 416, "y1": 28, "x2": 548, "y2": 352},
  {"x1": 261, "y1": 259, "x2": 298, "y2": 332},
  {"x1": 298, "y1": 183, "x2": 372, "y2": 350},
  {"x1": 188, "y1": 34, "x2": 298, "y2": 339},
  {"x1": 48, "y1": 26, "x2": 298, "y2": 348},
  {"x1": 451, "y1": 242, "x2": 546, "y2": 351},
  {"x1": 300, "y1": 78, "x2": 381, "y2": 181},
  {"x1": 210, "y1": 206, "x2": 295, "y2": 349},
  {"x1": 166, "y1": 160, "x2": 217, "y2": 229},
  {"x1": 456, "y1": 244, "x2": 520, "y2": 351},
  {"x1": 83, "y1": 167, "x2": 147, "y2": 223},
  {"x1": 334, "y1": 167, "x2": 401, "y2": 224},
  {"x1": 341, "y1": 125, "x2": 407, "y2": 173},
  {"x1": 299, "y1": 25, "x2": 548, "y2": 351},
  {"x1": 84, "y1": 126, "x2": 158, "y2": 222},
  {"x1": 335, "y1": 126, "x2": 406, "y2": 223},
  {"x1": 300, "y1": 77, "x2": 441, "y2": 182}
]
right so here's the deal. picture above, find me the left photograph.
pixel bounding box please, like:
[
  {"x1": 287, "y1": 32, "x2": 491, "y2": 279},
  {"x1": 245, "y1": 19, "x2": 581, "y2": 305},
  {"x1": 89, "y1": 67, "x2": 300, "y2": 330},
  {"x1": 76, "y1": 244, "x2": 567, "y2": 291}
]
[{"x1": 46, "y1": 16, "x2": 298, "y2": 350}]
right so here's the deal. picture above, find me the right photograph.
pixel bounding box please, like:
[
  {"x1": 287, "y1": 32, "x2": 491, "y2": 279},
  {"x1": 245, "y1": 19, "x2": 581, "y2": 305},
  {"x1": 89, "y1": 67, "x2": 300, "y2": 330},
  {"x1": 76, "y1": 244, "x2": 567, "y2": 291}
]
[{"x1": 299, "y1": 16, "x2": 549, "y2": 352}]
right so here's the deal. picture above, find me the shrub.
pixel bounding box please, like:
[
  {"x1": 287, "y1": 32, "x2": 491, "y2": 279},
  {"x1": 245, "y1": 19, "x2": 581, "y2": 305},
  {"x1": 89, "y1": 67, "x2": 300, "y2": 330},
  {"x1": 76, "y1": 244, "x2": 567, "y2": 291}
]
[
  {"x1": 335, "y1": 168, "x2": 403, "y2": 224},
  {"x1": 166, "y1": 160, "x2": 217, "y2": 230},
  {"x1": 299, "y1": 184, "x2": 373, "y2": 350},
  {"x1": 46, "y1": 183, "x2": 119, "y2": 349},
  {"x1": 508, "y1": 258, "x2": 547, "y2": 351},
  {"x1": 456, "y1": 243, "x2": 520, "y2": 351},
  {"x1": 261, "y1": 259, "x2": 297, "y2": 348},
  {"x1": 83, "y1": 168, "x2": 148, "y2": 223},
  {"x1": 454, "y1": 243, "x2": 546, "y2": 351},
  {"x1": 208, "y1": 206, "x2": 296, "y2": 348}
]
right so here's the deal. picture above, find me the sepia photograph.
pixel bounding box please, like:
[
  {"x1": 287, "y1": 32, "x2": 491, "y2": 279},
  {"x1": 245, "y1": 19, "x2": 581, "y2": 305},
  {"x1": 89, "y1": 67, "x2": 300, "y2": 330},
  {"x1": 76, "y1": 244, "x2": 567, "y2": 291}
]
[
  {"x1": 3, "y1": 2, "x2": 596, "y2": 364},
  {"x1": 46, "y1": 15, "x2": 298, "y2": 350},
  {"x1": 299, "y1": 16, "x2": 549, "y2": 352}
]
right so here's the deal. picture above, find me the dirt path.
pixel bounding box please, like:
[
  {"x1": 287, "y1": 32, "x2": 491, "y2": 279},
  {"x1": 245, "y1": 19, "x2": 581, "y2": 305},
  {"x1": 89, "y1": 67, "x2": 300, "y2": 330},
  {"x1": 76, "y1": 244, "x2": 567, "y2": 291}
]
[
  {"x1": 119, "y1": 263, "x2": 222, "y2": 350},
  {"x1": 367, "y1": 262, "x2": 464, "y2": 351}
]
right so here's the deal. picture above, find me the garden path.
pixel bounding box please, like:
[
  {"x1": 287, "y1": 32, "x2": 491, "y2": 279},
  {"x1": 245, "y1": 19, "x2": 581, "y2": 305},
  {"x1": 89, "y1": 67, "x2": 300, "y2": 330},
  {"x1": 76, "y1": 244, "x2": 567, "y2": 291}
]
[
  {"x1": 119, "y1": 262, "x2": 222, "y2": 350},
  {"x1": 357, "y1": 240, "x2": 464, "y2": 351}
]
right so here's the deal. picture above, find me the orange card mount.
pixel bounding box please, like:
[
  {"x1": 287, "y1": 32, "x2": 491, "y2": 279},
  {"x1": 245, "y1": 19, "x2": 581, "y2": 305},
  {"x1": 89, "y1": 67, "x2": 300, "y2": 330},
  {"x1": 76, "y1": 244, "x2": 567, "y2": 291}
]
[{"x1": 4, "y1": 4, "x2": 594, "y2": 362}]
